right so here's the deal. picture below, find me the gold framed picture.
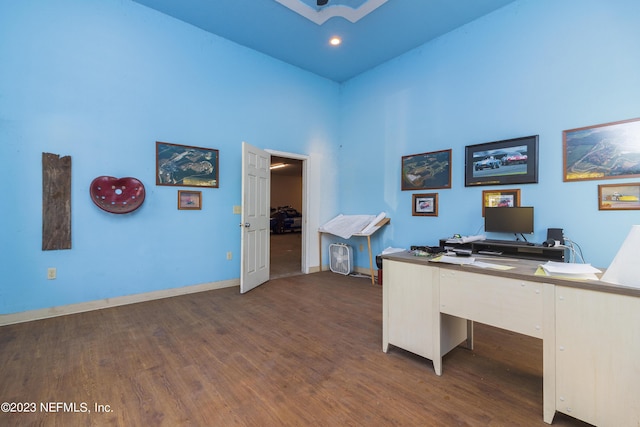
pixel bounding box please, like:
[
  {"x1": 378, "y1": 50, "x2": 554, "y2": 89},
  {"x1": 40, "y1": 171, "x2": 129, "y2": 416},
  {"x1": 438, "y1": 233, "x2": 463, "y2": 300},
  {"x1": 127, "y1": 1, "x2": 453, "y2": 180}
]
[
  {"x1": 178, "y1": 190, "x2": 202, "y2": 210},
  {"x1": 482, "y1": 189, "x2": 520, "y2": 216},
  {"x1": 598, "y1": 183, "x2": 640, "y2": 210}
]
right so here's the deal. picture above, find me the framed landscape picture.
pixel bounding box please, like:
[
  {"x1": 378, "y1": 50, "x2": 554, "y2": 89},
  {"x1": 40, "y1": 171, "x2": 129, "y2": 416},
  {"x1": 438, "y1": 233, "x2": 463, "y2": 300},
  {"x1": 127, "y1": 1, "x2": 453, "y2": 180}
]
[
  {"x1": 563, "y1": 117, "x2": 640, "y2": 182},
  {"x1": 598, "y1": 183, "x2": 640, "y2": 210},
  {"x1": 156, "y1": 141, "x2": 219, "y2": 188},
  {"x1": 412, "y1": 193, "x2": 438, "y2": 216},
  {"x1": 465, "y1": 135, "x2": 538, "y2": 187},
  {"x1": 401, "y1": 149, "x2": 451, "y2": 191}
]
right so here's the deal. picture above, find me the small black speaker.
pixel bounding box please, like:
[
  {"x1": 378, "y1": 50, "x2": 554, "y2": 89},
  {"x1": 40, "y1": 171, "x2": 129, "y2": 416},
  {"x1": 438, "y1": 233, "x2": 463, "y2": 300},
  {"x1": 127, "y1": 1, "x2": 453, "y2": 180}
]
[{"x1": 544, "y1": 228, "x2": 563, "y2": 247}]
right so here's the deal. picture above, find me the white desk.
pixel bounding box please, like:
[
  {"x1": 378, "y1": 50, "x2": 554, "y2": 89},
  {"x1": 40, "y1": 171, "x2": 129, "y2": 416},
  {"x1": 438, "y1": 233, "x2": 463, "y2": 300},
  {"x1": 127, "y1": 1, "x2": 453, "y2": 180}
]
[{"x1": 382, "y1": 252, "x2": 640, "y2": 426}]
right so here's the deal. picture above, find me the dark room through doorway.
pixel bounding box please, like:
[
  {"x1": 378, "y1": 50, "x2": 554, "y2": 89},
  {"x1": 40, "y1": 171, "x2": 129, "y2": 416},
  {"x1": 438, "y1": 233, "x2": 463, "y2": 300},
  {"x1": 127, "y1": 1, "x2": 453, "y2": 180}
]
[{"x1": 270, "y1": 155, "x2": 303, "y2": 279}]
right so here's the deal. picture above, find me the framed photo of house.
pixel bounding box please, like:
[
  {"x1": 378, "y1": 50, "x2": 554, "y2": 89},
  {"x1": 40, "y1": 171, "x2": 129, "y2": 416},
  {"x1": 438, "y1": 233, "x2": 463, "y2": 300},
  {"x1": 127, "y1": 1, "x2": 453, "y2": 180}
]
[
  {"x1": 563, "y1": 117, "x2": 640, "y2": 182},
  {"x1": 412, "y1": 193, "x2": 438, "y2": 216},
  {"x1": 464, "y1": 135, "x2": 538, "y2": 187},
  {"x1": 482, "y1": 189, "x2": 521, "y2": 216},
  {"x1": 178, "y1": 190, "x2": 202, "y2": 210},
  {"x1": 401, "y1": 149, "x2": 451, "y2": 190},
  {"x1": 598, "y1": 183, "x2": 640, "y2": 210},
  {"x1": 156, "y1": 141, "x2": 219, "y2": 188}
]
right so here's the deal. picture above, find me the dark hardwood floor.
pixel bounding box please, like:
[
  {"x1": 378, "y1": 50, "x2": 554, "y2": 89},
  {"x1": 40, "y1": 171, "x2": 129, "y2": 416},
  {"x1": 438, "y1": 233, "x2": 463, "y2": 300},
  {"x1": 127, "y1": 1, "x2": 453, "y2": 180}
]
[{"x1": 0, "y1": 272, "x2": 591, "y2": 426}]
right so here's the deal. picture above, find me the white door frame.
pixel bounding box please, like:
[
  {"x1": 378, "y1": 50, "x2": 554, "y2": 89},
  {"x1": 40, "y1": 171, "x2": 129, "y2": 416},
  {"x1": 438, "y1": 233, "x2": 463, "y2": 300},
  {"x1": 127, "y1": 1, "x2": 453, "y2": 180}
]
[{"x1": 266, "y1": 149, "x2": 309, "y2": 274}]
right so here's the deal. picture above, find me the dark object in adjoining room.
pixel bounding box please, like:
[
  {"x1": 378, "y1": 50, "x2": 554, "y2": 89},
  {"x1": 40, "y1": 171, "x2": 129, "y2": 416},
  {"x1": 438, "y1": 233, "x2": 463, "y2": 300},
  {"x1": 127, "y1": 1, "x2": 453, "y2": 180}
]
[
  {"x1": 90, "y1": 176, "x2": 146, "y2": 214},
  {"x1": 270, "y1": 206, "x2": 302, "y2": 234}
]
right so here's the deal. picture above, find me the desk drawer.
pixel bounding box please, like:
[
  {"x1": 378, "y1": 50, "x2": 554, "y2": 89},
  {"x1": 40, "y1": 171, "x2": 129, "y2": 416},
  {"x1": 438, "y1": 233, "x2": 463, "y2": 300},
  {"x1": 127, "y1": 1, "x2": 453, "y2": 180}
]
[{"x1": 439, "y1": 270, "x2": 543, "y2": 338}]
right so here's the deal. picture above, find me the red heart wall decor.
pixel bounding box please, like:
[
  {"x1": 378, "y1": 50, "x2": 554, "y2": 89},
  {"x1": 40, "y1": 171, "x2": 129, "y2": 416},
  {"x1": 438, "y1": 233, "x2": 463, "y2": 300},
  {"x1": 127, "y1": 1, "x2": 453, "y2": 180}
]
[{"x1": 90, "y1": 176, "x2": 146, "y2": 214}]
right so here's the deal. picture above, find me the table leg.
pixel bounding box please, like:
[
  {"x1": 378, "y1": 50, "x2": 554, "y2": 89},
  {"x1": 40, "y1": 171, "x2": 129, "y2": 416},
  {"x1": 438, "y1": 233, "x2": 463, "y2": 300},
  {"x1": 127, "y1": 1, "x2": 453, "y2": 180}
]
[{"x1": 367, "y1": 235, "x2": 375, "y2": 285}]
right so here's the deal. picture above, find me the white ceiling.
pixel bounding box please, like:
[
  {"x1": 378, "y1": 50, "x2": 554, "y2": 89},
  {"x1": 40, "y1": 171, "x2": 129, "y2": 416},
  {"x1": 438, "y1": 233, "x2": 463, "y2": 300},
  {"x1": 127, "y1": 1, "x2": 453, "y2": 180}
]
[{"x1": 131, "y1": 0, "x2": 518, "y2": 82}]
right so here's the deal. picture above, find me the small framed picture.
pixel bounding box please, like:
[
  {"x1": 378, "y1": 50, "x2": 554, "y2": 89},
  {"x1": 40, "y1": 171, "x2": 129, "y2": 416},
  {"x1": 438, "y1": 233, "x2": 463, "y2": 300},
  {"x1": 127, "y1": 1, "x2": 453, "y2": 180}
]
[
  {"x1": 412, "y1": 193, "x2": 438, "y2": 216},
  {"x1": 178, "y1": 190, "x2": 202, "y2": 210},
  {"x1": 482, "y1": 189, "x2": 521, "y2": 216},
  {"x1": 598, "y1": 183, "x2": 640, "y2": 210}
]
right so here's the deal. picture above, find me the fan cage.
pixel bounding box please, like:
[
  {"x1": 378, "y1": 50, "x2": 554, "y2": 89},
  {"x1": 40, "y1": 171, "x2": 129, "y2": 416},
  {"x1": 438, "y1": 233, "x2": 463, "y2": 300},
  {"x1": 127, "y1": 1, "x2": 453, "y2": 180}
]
[{"x1": 329, "y1": 243, "x2": 354, "y2": 275}]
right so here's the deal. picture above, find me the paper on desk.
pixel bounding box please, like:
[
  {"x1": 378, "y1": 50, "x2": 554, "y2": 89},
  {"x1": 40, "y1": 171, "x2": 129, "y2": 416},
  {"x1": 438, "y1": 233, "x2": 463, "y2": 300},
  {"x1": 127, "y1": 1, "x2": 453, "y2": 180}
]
[
  {"x1": 541, "y1": 261, "x2": 601, "y2": 274},
  {"x1": 539, "y1": 261, "x2": 601, "y2": 280},
  {"x1": 472, "y1": 261, "x2": 514, "y2": 270},
  {"x1": 431, "y1": 255, "x2": 476, "y2": 265}
]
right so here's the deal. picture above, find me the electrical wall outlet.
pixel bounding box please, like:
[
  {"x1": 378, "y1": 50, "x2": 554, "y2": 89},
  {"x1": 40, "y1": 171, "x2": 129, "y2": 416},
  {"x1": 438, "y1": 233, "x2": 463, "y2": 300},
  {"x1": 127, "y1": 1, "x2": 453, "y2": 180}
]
[
  {"x1": 47, "y1": 268, "x2": 57, "y2": 280},
  {"x1": 226, "y1": 251, "x2": 233, "y2": 260}
]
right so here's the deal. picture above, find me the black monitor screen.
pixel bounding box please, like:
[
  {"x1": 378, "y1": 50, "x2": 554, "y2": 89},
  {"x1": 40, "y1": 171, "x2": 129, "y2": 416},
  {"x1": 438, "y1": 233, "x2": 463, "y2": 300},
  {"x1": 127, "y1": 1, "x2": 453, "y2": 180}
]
[{"x1": 484, "y1": 207, "x2": 534, "y2": 234}]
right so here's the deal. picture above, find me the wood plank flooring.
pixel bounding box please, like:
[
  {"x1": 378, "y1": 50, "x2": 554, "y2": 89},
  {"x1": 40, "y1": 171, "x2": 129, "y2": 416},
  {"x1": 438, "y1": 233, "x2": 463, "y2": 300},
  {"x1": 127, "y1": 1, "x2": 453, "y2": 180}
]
[{"x1": 0, "y1": 272, "x2": 591, "y2": 426}]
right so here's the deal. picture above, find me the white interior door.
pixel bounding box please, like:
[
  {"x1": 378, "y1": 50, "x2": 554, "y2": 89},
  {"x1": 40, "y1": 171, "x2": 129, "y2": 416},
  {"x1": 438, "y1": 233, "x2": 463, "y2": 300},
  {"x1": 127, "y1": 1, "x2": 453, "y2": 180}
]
[{"x1": 240, "y1": 141, "x2": 271, "y2": 293}]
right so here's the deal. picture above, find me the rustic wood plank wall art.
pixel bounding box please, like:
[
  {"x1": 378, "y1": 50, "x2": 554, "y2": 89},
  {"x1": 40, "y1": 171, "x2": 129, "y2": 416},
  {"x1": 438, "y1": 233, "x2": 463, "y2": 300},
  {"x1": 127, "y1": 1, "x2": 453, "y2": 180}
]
[{"x1": 42, "y1": 153, "x2": 72, "y2": 250}]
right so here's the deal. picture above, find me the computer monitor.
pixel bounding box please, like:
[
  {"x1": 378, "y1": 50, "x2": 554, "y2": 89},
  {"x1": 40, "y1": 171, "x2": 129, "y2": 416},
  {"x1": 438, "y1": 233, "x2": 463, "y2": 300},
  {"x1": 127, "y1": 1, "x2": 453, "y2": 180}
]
[{"x1": 484, "y1": 207, "x2": 534, "y2": 234}]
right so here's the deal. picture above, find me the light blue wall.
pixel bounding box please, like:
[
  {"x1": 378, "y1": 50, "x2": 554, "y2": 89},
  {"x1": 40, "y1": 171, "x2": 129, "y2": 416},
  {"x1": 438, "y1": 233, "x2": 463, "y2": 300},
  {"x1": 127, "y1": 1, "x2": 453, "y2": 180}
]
[
  {"x1": 338, "y1": 0, "x2": 640, "y2": 268},
  {"x1": 0, "y1": 0, "x2": 340, "y2": 314},
  {"x1": 2, "y1": 0, "x2": 639, "y2": 315}
]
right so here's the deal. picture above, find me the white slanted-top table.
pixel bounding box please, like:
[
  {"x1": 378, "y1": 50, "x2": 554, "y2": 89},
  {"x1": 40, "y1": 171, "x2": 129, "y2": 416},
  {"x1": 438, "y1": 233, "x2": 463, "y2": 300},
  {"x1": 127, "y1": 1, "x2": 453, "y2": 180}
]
[{"x1": 319, "y1": 214, "x2": 390, "y2": 285}]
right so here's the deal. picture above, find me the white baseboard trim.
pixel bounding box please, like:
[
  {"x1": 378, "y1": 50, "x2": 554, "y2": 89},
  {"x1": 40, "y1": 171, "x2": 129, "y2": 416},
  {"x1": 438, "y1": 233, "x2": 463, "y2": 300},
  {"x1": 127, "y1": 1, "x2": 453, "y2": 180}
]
[{"x1": 0, "y1": 279, "x2": 239, "y2": 327}]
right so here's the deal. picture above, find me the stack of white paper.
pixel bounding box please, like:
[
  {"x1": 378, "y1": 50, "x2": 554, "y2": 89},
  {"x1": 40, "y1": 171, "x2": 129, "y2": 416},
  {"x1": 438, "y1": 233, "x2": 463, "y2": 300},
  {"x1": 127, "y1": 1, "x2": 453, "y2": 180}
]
[{"x1": 540, "y1": 261, "x2": 602, "y2": 280}]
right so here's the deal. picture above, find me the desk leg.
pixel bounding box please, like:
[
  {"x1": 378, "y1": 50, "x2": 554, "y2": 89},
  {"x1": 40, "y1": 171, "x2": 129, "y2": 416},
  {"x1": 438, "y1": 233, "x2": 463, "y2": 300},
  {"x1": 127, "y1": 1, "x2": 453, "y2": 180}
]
[
  {"x1": 318, "y1": 232, "x2": 323, "y2": 272},
  {"x1": 465, "y1": 320, "x2": 474, "y2": 350},
  {"x1": 432, "y1": 358, "x2": 443, "y2": 376},
  {"x1": 543, "y1": 283, "x2": 556, "y2": 424},
  {"x1": 433, "y1": 287, "x2": 443, "y2": 376},
  {"x1": 382, "y1": 268, "x2": 389, "y2": 352}
]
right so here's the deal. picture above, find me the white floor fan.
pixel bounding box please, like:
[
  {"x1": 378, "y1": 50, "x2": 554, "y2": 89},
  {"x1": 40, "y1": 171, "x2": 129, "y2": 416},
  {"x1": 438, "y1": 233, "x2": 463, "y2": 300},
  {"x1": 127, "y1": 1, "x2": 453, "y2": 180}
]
[{"x1": 329, "y1": 243, "x2": 353, "y2": 275}]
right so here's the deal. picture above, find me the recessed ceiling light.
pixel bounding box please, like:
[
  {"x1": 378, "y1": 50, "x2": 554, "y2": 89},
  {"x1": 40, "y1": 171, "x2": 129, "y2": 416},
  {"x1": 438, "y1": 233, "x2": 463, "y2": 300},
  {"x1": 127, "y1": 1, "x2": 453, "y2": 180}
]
[{"x1": 329, "y1": 36, "x2": 342, "y2": 46}]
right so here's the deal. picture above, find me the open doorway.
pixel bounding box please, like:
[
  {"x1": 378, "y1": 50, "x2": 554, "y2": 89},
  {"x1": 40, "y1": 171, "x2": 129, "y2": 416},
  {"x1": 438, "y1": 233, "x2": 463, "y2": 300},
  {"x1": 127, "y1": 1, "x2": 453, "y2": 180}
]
[{"x1": 270, "y1": 155, "x2": 303, "y2": 279}]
